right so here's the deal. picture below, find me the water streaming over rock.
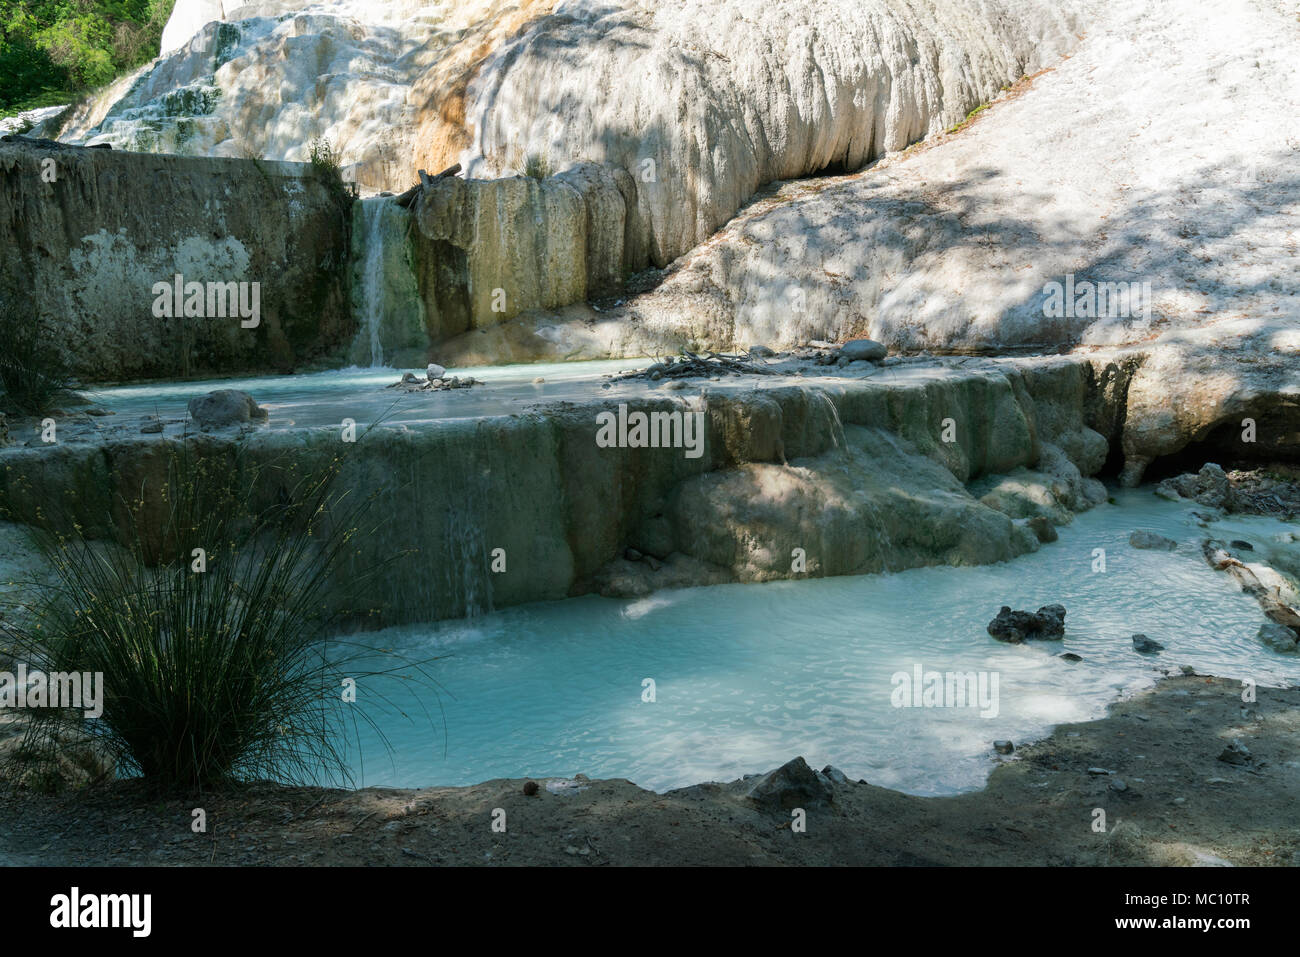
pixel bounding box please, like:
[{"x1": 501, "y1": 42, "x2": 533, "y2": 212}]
[
  {"x1": 349, "y1": 196, "x2": 430, "y2": 368},
  {"x1": 358, "y1": 199, "x2": 388, "y2": 367}
]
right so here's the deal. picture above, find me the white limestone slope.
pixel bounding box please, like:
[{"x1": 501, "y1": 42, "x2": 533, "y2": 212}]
[
  {"x1": 459, "y1": 0, "x2": 1082, "y2": 263},
  {"x1": 48, "y1": 0, "x2": 1082, "y2": 264},
  {"x1": 618, "y1": 0, "x2": 1299, "y2": 353}
]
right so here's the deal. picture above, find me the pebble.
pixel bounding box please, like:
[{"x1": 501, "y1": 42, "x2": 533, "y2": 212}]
[
  {"x1": 1217, "y1": 740, "x2": 1252, "y2": 765},
  {"x1": 1087, "y1": 767, "x2": 1114, "y2": 775}
]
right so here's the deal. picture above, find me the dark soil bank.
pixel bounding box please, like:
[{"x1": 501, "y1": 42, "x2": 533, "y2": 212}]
[{"x1": 2, "y1": 675, "x2": 1297, "y2": 866}]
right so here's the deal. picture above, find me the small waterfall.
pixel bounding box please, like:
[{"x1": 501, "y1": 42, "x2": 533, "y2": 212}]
[
  {"x1": 813, "y1": 389, "x2": 848, "y2": 450},
  {"x1": 443, "y1": 500, "x2": 494, "y2": 619},
  {"x1": 349, "y1": 196, "x2": 430, "y2": 369},
  {"x1": 357, "y1": 198, "x2": 389, "y2": 367}
]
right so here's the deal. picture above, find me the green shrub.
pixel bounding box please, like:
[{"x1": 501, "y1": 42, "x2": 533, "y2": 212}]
[
  {"x1": 0, "y1": 0, "x2": 176, "y2": 112},
  {"x1": 308, "y1": 134, "x2": 357, "y2": 203},
  {"x1": 2, "y1": 441, "x2": 436, "y2": 792}
]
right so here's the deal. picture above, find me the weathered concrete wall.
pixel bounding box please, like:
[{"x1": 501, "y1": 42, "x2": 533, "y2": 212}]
[
  {"x1": 0, "y1": 140, "x2": 354, "y2": 382},
  {"x1": 0, "y1": 359, "x2": 1113, "y2": 625}
]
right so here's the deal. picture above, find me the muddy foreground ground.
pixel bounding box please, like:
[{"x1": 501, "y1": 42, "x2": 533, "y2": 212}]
[{"x1": 1, "y1": 675, "x2": 1296, "y2": 867}]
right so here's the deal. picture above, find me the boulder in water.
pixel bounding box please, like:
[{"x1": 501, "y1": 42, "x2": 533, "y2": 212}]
[
  {"x1": 187, "y1": 390, "x2": 268, "y2": 429},
  {"x1": 1131, "y1": 634, "x2": 1164, "y2": 654},
  {"x1": 987, "y1": 604, "x2": 1066, "y2": 642},
  {"x1": 1129, "y1": 529, "x2": 1177, "y2": 550}
]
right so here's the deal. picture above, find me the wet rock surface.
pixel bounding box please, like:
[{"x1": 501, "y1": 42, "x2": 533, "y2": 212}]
[
  {"x1": 187, "y1": 390, "x2": 269, "y2": 429},
  {"x1": 987, "y1": 604, "x2": 1067, "y2": 643}
]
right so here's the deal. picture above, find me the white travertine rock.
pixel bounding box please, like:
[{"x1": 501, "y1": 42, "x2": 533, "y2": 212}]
[
  {"x1": 52, "y1": 0, "x2": 1081, "y2": 266},
  {"x1": 160, "y1": 0, "x2": 232, "y2": 54}
]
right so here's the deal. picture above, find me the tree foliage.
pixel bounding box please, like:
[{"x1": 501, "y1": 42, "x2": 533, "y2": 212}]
[{"x1": 0, "y1": 0, "x2": 175, "y2": 112}]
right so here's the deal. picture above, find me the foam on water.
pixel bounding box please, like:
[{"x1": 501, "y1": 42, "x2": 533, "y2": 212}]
[{"x1": 337, "y1": 489, "x2": 1300, "y2": 795}]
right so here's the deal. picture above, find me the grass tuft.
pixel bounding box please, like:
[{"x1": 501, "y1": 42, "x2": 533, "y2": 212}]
[{"x1": 1, "y1": 439, "x2": 437, "y2": 793}]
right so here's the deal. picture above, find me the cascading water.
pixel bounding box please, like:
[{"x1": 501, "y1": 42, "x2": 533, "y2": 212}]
[
  {"x1": 349, "y1": 196, "x2": 431, "y2": 369},
  {"x1": 358, "y1": 199, "x2": 388, "y2": 367}
]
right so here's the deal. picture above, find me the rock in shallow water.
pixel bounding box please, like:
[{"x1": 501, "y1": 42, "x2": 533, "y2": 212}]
[
  {"x1": 1131, "y1": 633, "x2": 1165, "y2": 654},
  {"x1": 1258, "y1": 622, "x2": 1299, "y2": 653},
  {"x1": 987, "y1": 604, "x2": 1066, "y2": 642},
  {"x1": 1129, "y1": 529, "x2": 1177, "y2": 550},
  {"x1": 187, "y1": 389, "x2": 268, "y2": 429}
]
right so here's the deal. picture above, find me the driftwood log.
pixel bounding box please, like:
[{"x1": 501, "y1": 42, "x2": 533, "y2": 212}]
[
  {"x1": 608, "y1": 351, "x2": 775, "y2": 382},
  {"x1": 394, "y1": 163, "x2": 461, "y2": 207},
  {"x1": 1201, "y1": 539, "x2": 1300, "y2": 635}
]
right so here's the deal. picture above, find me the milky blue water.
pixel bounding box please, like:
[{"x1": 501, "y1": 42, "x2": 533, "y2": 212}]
[
  {"x1": 335, "y1": 489, "x2": 1300, "y2": 796},
  {"x1": 87, "y1": 360, "x2": 651, "y2": 428}
]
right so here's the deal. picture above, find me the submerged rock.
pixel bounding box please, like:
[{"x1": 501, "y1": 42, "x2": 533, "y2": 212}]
[
  {"x1": 1131, "y1": 634, "x2": 1165, "y2": 654},
  {"x1": 187, "y1": 389, "x2": 268, "y2": 429},
  {"x1": 1129, "y1": 530, "x2": 1177, "y2": 550},
  {"x1": 987, "y1": 604, "x2": 1066, "y2": 643},
  {"x1": 993, "y1": 740, "x2": 1014, "y2": 755}
]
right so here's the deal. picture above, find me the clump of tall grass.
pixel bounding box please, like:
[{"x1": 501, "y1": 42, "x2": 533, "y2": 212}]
[
  {"x1": 523, "y1": 151, "x2": 552, "y2": 180},
  {"x1": 307, "y1": 135, "x2": 358, "y2": 203},
  {"x1": 0, "y1": 290, "x2": 73, "y2": 415},
  {"x1": 1, "y1": 440, "x2": 434, "y2": 792}
]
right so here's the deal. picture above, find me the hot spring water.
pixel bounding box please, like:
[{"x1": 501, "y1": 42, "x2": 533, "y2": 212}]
[{"x1": 336, "y1": 489, "x2": 1300, "y2": 795}]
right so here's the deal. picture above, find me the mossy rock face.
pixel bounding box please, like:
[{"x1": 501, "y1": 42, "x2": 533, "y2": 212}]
[{"x1": 0, "y1": 142, "x2": 354, "y2": 383}]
